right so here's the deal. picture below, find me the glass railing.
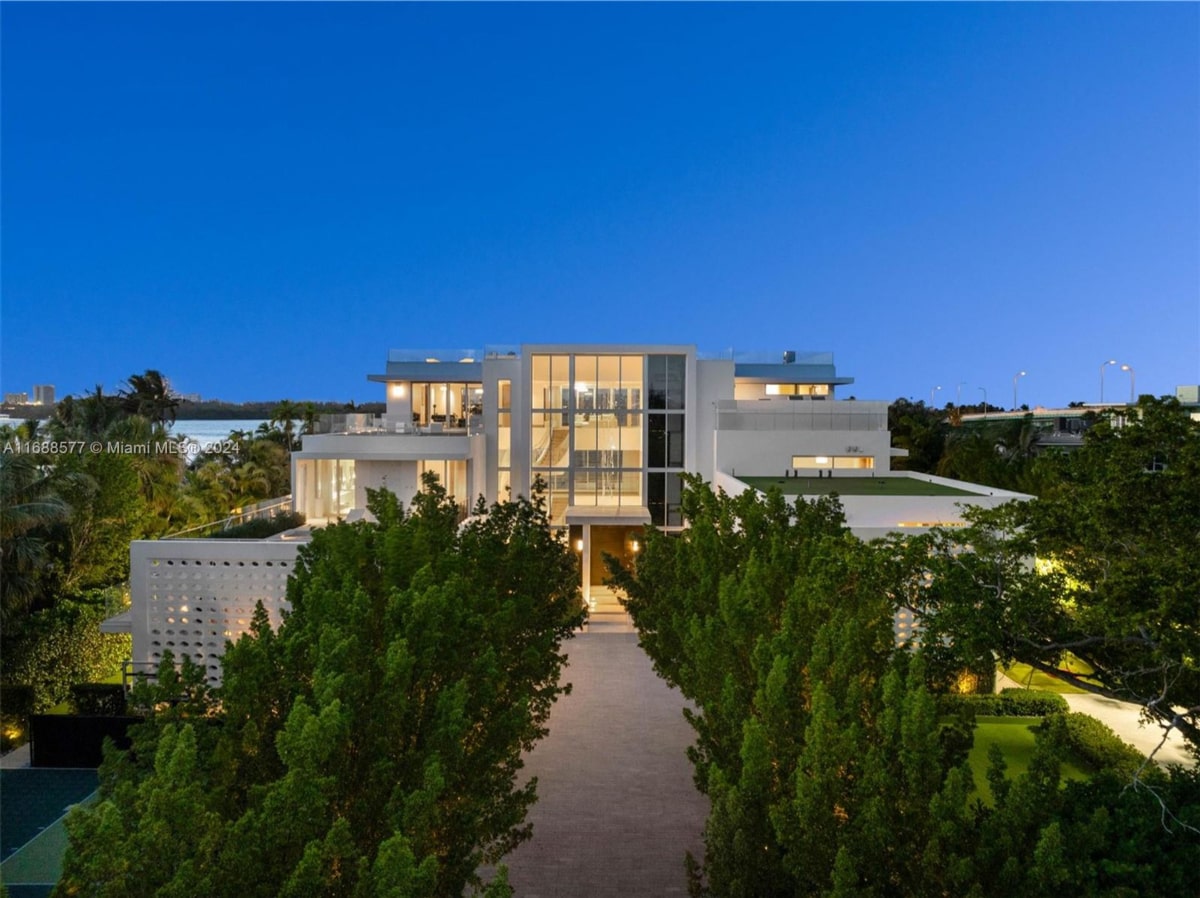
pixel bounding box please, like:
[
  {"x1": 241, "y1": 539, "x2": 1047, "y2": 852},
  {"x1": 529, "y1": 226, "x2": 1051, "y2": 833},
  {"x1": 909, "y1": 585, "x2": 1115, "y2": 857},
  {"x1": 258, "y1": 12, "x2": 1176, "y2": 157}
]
[
  {"x1": 387, "y1": 349, "x2": 483, "y2": 363},
  {"x1": 312, "y1": 414, "x2": 483, "y2": 436}
]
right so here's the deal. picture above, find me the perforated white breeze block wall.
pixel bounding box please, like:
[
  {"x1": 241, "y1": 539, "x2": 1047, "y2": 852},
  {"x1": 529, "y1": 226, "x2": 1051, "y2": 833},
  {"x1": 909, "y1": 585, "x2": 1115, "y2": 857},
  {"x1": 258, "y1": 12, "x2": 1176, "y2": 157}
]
[{"x1": 129, "y1": 539, "x2": 305, "y2": 684}]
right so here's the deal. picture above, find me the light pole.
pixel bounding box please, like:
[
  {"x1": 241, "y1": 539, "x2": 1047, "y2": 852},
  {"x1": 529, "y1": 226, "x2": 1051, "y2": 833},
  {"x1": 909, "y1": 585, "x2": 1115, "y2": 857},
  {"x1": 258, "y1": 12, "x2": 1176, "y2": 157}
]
[
  {"x1": 956, "y1": 381, "x2": 967, "y2": 405},
  {"x1": 1121, "y1": 364, "x2": 1135, "y2": 403},
  {"x1": 1012, "y1": 371, "x2": 1027, "y2": 410},
  {"x1": 978, "y1": 387, "x2": 988, "y2": 419},
  {"x1": 930, "y1": 385, "x2": 942, "y2": 407},
  {"x1": 1099, "y1": 359, "x2": 1117, "y2": 403}
]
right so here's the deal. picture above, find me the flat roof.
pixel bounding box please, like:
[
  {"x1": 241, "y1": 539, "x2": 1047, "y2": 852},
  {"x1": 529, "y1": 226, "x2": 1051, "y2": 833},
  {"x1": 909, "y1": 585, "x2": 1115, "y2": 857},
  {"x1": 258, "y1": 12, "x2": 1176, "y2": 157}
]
[{"x1": 736, "y1": 476, "x2": 979, "y2": 497}]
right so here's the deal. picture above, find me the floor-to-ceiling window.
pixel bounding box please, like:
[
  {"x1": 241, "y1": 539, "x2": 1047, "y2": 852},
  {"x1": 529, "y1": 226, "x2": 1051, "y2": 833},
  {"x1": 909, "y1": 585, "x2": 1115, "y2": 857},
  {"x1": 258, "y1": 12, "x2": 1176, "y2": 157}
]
[
  {"x1": 530, "y1": 352, "x2": 647, "y2": 525},
  {"x1": 646, "y1": 354, "x2": 686, "y2": 526},
  {"x1": 411, "y1": 381, "x2": 483, "y2": 429}
]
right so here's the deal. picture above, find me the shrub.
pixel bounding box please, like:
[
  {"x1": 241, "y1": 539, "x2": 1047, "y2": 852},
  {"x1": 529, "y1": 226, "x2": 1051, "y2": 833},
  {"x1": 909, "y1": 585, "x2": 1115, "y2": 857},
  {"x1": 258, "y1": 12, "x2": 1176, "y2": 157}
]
[
  {"x1": 1, "y1": 684, "x2": 35, "y2": 751},
  {"x1": 0, "y1": 591, "x2": 132, "y2": 712},
  {"x1": 938, "y1": 688, "x2": 1068, "y2": 717},
  {"x1": 70, "y1": 683, "x2": 128, "y2": 716},
  {"x1": 206, "y1": 511, "x2": 305, "y2": 539},
  {"x1": 1038, "y1": 711, "x2": 1146, "y2": 777}
]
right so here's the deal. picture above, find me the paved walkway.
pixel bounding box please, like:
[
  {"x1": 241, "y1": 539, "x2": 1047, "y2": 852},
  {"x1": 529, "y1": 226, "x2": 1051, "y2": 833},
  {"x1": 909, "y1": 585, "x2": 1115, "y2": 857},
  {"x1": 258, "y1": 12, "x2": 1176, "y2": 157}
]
[
  {"x1": 499, "y1": 629, "x2": 708, "y2": 897},
  {"x1": 996, "y1": 672, "x2": 1194, "y2": 767}
]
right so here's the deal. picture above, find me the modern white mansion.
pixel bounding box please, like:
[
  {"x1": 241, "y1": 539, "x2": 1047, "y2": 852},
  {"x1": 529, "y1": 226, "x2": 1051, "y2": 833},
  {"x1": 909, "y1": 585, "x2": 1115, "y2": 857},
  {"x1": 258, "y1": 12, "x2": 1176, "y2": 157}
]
[{"x1": 119, "y1": 345, "x2": 1028, "y2": 681}]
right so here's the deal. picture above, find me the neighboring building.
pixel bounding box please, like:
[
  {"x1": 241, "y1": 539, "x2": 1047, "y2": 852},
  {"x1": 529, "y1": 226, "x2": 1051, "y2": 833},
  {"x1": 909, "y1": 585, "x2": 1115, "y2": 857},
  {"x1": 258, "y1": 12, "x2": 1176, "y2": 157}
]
[
  {"x1": 32, "y1": 384, "x2": 55, "y2": 406},
  {"x1": 4, "y1": 392, "x2": 29, "y2": 405},
  {"x1": 958, "y1": 386, "x2": 1200, "y2": 447},
  {"x1": 122, "y1": 345, "x2": 1029, "y2": 682}
]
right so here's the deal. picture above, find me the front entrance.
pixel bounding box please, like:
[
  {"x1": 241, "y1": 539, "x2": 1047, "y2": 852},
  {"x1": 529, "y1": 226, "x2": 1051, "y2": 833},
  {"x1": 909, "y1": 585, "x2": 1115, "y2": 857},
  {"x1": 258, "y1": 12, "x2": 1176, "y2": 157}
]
[{"x1": 570, "y1": 523, "x2": 643, "y2": 614}]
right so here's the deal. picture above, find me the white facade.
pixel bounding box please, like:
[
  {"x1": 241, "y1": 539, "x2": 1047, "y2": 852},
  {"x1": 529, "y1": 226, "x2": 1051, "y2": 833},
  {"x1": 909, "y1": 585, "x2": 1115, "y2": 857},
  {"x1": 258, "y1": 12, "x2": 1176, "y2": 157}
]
[{"x1": 127, "y1": 345, "x2": 1030, "y2": 678}]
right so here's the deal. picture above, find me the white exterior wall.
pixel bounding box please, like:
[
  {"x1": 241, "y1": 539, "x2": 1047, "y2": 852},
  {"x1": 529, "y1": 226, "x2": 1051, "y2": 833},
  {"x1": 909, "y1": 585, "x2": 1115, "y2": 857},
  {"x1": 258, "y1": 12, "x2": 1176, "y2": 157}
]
[
  {"x1": 355, "y1": 460, "x2": 419, "y2": 510},
  {"x1": 712, "y1": 400, "x2": 893, "y2": 477},
  {"x1": 713, "y1": 470, "x2": 1028, "y2": 540},
  {"x1": 129, "y1": 538, "x2": 305, "y2": 684},
  {"x1": 483, "y1": 355, "x2": 523, "y2": 501},
  {"x1": 694, "y1": 359, "x2": 734, "y2": 480},
  {"x1": 385, "y1": 381, "x2": 414, "y2": 423}
]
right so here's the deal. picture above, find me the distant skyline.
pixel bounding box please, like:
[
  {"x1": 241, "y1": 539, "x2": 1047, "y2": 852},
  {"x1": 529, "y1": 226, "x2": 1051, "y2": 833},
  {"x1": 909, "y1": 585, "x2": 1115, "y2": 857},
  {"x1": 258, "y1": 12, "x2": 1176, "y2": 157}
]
[{"x1": 2, "y1": 3, "x2": 1197, "y2": 408}]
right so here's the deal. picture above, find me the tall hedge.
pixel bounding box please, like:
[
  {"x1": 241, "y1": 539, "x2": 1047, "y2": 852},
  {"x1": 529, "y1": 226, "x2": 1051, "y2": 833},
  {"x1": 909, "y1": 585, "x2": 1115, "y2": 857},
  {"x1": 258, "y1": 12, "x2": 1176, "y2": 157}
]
[{"x1": 0, "y1": 590, "x2": 130, "y2": 712}]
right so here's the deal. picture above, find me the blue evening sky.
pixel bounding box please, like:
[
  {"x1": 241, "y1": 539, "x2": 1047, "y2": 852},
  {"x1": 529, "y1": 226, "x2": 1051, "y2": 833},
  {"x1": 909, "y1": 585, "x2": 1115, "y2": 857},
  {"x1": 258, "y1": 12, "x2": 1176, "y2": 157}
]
[{"x1": 2, "y1": 3, "x2": 1197, "y2": 408}]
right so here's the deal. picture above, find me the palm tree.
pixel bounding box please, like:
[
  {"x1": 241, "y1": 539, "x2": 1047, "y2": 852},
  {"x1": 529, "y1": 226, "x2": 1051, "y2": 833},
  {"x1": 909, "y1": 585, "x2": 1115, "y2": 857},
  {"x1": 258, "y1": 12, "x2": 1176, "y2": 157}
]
[
  {"x1": 0, "y1": 452, "x2": 71, "y2": 621},
  {"x1": 269, "y1": 400, "x2": 300, "y2": 448},
  {"x1": 121, "y1": 369, "x2": 180, "y2": 426},
  {"x1": 300, "y1": 402, "x2": 320, "y2": 436}
]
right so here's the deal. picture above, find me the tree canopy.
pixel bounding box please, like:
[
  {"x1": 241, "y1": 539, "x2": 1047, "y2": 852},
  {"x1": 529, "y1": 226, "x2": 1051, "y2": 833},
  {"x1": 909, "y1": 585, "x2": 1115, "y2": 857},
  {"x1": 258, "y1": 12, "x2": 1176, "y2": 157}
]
[
  {"x1": 609, "y1": 475, "x2": 1200, "y2": 897},
  {"x1": 55, "y1": 477, "x2": 585, "y2": 898},
  {"x1": 906, "y1": 396, "x2": 1200, "y2": 751}
]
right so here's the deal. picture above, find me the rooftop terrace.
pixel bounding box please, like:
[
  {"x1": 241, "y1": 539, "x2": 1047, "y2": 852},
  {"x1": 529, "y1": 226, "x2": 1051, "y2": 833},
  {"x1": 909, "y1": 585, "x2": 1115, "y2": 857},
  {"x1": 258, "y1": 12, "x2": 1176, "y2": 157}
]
[{"x1": 738, "y1": 475, "x2": 979, "y2": 497}]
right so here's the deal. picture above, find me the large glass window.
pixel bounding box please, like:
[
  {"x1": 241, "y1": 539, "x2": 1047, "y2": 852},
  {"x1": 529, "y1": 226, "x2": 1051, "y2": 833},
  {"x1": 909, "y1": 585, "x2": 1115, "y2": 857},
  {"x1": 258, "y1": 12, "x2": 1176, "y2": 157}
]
[
  {"x1": 648, "y1": 354, "x2": 685, "y2": 410},
  {"x1": 648, "y1": 472, "x2": 682, "y2": 526},
  {"x1": 648, "y1": 414, "x2": 685, "y2": 468},
  {"x1": 411, "y1": 382, "x2": 482, "y2": 428},
  {"x1": 792, "y1": 455, "x2": 875, "y2": 470},
  {"x1": 531, "y1": 353, "x2": 649, "y2": 521},
  {"x1": 418, "y1": 460, "x2": 467, "y2": 506}
]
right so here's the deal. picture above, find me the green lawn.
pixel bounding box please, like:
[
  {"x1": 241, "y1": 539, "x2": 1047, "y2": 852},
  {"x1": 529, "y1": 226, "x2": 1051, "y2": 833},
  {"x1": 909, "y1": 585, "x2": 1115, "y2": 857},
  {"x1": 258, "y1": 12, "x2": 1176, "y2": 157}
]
[
  {"x1": 967, "y1": 716, "x2": 1090, "y2": 805},
  {"x1": 1003, "y1": 655, "x2": 1097, "y2": 694},
  {"x1": 738, "y1": 476, "x2": 978, "y2": 497}
]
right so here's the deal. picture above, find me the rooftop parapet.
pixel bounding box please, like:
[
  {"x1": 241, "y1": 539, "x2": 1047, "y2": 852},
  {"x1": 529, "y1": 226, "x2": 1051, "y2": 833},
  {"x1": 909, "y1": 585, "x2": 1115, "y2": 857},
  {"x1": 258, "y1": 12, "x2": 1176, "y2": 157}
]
[{"x1": 699, "y1": 349, "x2": 835, "y2": 365}]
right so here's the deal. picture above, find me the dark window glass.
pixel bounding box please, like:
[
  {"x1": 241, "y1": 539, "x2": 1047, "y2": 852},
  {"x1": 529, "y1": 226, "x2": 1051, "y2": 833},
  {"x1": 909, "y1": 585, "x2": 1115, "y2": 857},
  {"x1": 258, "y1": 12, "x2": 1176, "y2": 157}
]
[
  {"x1": 648, "y1": 472, "x2": 665, "y2": 525},
  {"x1": 665, "y1": 473, "x2": 682, "y2": 526},
  {"x1": 666, "y1": 355, "x2": 685, "y2": 410},
  {"x1": 648, "y1": 415, "x2": 665, "y2": 468},
  {"x1": 667, "y1": 415, "x2": 684, "y2": 467},
  {"x1": 648, "y1": 356, "x2": 667, "y2": 409}
]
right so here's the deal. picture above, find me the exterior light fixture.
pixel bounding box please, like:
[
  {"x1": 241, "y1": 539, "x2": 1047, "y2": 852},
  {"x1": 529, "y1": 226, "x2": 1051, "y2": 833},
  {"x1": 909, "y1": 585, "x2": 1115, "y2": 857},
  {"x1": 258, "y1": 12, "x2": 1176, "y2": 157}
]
[
  {"x1": 1099, "y1": 360, "x2": 1117, "y2": 403},
  {"x1": 1120, "y1": 364, "x2": 1135, "y2": 403},
  {"x1": 575, "y1": 538, "x2": 584, "y2": 552},
  {"x1": 1012, "y1": 371, "x2": 1027, "y2": 409}
]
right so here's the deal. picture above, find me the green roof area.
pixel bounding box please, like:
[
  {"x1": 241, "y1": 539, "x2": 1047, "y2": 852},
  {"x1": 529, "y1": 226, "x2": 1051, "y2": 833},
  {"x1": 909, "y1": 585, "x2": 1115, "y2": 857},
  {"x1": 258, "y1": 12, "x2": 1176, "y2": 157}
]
[{"x1": 738, "y1": 476, "x2": 978, "y2": 497}]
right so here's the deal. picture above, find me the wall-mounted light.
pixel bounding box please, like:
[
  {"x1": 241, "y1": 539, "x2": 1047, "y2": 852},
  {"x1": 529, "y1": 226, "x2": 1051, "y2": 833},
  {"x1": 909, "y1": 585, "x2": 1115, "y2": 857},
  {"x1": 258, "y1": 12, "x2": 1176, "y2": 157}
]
[
  {"x1": 575, "y1": 538, "x2": 584, "y2": 552},
  {"x1": 390, "y1": 383, "x2": 407, "y2": 398},
  {"x1": 630, "y1": 539, "x2": 640, "y2": 553}
]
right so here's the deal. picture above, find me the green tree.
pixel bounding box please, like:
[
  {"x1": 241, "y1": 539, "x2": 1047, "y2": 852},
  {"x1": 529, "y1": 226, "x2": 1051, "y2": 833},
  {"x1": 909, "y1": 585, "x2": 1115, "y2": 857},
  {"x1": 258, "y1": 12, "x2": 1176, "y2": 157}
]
[
  {"x1": 609, "y1": 478, "x2": 973, "y2": 896},
  {"x1": 120, "y1": 369, "x2": 180, "y2": 425},
  {"x1": 910, "y1": 396, "x2": 1200, "y2": 750},
  {"x1": 0, "y1": 448, "x2": 71, "y2": 622},
  {"x1": 57, "y1": 477, "x2": 584, "y2": 898}
]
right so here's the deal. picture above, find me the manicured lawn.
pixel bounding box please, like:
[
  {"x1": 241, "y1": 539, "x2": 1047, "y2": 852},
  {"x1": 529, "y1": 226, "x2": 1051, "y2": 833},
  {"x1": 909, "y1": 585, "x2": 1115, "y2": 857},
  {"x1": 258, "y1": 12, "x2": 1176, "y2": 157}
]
[
  {"x1": 739, "y1": 476, "x2": 978, "y2": 497},
  {"x1": 968, "y1": 716, "x2": 1090, "y2": 806},
  {"x1": 1003, "y1": 654, "x2": 1097, "y2": 694}
]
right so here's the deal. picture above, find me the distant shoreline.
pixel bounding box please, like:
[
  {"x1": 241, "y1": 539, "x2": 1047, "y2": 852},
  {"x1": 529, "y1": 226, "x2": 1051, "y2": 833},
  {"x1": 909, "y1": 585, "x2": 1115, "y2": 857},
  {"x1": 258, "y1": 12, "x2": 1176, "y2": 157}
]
[{"x1": 0, "y1": 401, "x2": 385, "y2": 421}]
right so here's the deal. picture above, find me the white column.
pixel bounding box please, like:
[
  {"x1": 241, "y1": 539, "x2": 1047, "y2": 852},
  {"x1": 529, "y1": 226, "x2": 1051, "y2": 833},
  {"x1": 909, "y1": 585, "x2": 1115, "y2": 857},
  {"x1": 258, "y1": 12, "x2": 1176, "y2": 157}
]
[{"x1": 582, "y1": 523, "x2": 593, "y2": 609}]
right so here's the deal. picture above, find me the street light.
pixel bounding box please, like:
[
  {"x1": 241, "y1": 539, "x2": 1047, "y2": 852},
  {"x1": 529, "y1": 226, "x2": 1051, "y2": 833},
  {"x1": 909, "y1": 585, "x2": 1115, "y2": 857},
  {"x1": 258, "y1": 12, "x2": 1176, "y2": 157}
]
[
  {"x1": 1099, "y1": 359, "x2": 1117, "y2": 403},
  {"x1": 1121, "y1": 364, "x2": 1135, "y2": 403},
  {"x1": 956, "y1": 381, "x2": 967, "y2": 405},
  {"x1": 1012, "y1": 371, "x2": 1027, "y2": 410},
  {"x1": 978, "y1": 387, "x2": 988, "y2": 419},
  {"x1": 930, "y1": 385, "x2": 942, "y2": 407}
]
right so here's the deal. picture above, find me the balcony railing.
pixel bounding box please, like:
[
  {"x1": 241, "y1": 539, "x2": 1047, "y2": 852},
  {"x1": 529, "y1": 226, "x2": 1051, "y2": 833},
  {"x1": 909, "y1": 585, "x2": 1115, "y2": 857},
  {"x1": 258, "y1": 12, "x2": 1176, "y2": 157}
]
[{"x1": 313, "y1": 413, "x2": 483, "y2": 436}]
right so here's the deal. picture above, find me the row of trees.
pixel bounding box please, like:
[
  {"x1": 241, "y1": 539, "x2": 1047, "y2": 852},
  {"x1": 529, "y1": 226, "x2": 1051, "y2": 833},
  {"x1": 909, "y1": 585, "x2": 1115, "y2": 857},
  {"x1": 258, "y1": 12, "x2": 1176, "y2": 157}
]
[
  {"x1": 888, "y1": 397, "x2": 1091, "y2": 494},
  {"x1": 55, "y1": 479, "x2": 585, "y2": 897},
  {"x1": 610, "y1": 394, "x2": 1200, "y2": 894},
  {"x1": 1, "y1": 370, "x2": 304, "y2": 716}
]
